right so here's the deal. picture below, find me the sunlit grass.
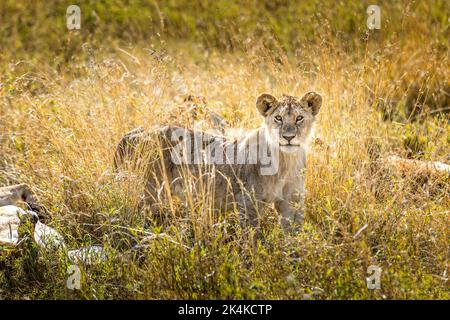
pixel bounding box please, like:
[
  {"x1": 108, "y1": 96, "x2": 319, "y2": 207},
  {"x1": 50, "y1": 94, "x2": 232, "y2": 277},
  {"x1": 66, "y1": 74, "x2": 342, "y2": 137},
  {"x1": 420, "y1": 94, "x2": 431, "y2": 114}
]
[{"x1": 0, "y1": 1, "x2": 448, "y2": 299}]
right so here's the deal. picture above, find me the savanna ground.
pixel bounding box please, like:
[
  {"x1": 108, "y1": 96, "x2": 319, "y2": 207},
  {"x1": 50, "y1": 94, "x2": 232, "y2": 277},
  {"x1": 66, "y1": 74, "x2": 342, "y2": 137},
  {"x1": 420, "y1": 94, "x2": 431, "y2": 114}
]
[{"x1": 0, "y1": 1, "x2": 449, "y2": 299}]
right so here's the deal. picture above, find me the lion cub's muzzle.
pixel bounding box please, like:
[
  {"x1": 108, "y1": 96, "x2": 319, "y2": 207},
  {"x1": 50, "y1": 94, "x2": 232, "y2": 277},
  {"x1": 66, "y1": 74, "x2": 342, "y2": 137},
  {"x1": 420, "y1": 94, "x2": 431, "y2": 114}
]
[{"x1": 280, "y1": 126, "x2": 300, "y2": 147}]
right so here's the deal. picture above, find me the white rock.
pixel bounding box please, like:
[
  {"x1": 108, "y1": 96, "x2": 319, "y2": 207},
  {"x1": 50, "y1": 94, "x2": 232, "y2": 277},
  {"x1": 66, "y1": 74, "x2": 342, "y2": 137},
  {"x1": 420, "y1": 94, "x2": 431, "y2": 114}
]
[
  {"x1": 67, "y1": 246, "x2": 107, "y2": 265},
  {"x1": 34, "y1": 221, "x2": 66, "y2": 250},
  {"x1": 0, "y1": 205, "x2": 38, "y2": 246}
]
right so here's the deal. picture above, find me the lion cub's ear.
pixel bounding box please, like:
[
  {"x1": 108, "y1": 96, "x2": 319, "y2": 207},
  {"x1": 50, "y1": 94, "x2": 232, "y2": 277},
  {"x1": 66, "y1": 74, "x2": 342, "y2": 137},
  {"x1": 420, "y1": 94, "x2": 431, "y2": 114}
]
[
  {"x1": 301, "y1": 92, "x2": 322, "y2": 116},
  {"x1": 256, "y1": 93, "x2": 278, "y2": 116}
]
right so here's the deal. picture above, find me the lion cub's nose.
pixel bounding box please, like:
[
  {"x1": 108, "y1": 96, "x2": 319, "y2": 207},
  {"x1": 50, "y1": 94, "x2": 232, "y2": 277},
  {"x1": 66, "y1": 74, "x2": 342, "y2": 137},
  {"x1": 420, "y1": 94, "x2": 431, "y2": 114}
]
[{"x1": 282, "y1": 134, "x2": 295, "y2": 143}]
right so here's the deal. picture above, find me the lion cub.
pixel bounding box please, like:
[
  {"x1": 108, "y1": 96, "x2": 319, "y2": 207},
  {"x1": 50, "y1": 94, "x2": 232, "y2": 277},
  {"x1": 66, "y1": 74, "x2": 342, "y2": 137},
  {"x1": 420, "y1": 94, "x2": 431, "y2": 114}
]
[{"x1": 115, "y1": 92, "x2": 322, "y2": 233}]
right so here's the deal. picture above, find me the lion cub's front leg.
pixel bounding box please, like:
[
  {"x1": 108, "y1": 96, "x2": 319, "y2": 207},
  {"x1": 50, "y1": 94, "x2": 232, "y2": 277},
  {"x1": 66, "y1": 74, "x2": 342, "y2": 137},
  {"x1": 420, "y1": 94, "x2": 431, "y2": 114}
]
[
  {"x1": 275, "y1": 184, "x2": 305, "y2": 234},
  {"x1": 235, "y1": 192, "x2": 259, "y2": 229}
]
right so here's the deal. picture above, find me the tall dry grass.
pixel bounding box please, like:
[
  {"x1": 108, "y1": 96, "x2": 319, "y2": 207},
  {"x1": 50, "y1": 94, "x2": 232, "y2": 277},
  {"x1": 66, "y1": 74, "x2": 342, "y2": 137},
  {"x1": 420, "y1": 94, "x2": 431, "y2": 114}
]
[{"x1": 0, "y1": 2, "x2": 449, "y2": 299}]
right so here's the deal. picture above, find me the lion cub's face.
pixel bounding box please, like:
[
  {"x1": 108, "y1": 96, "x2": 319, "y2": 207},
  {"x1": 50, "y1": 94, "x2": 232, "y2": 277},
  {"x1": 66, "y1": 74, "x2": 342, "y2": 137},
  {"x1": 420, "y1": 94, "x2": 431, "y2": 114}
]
[{"x1": 256, "y1": 92, "x2": 322, "y2": 153}]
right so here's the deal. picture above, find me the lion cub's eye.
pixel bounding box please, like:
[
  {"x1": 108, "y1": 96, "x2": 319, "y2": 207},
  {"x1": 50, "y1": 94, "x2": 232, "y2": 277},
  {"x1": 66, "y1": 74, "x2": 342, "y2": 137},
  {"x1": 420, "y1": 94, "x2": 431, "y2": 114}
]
[
  {"x1": 274, "y1": 115, "x2": 282, "y2": 122},
  {"x1": 296, "y1": 115, "x2": 304, "y2": 123}
]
